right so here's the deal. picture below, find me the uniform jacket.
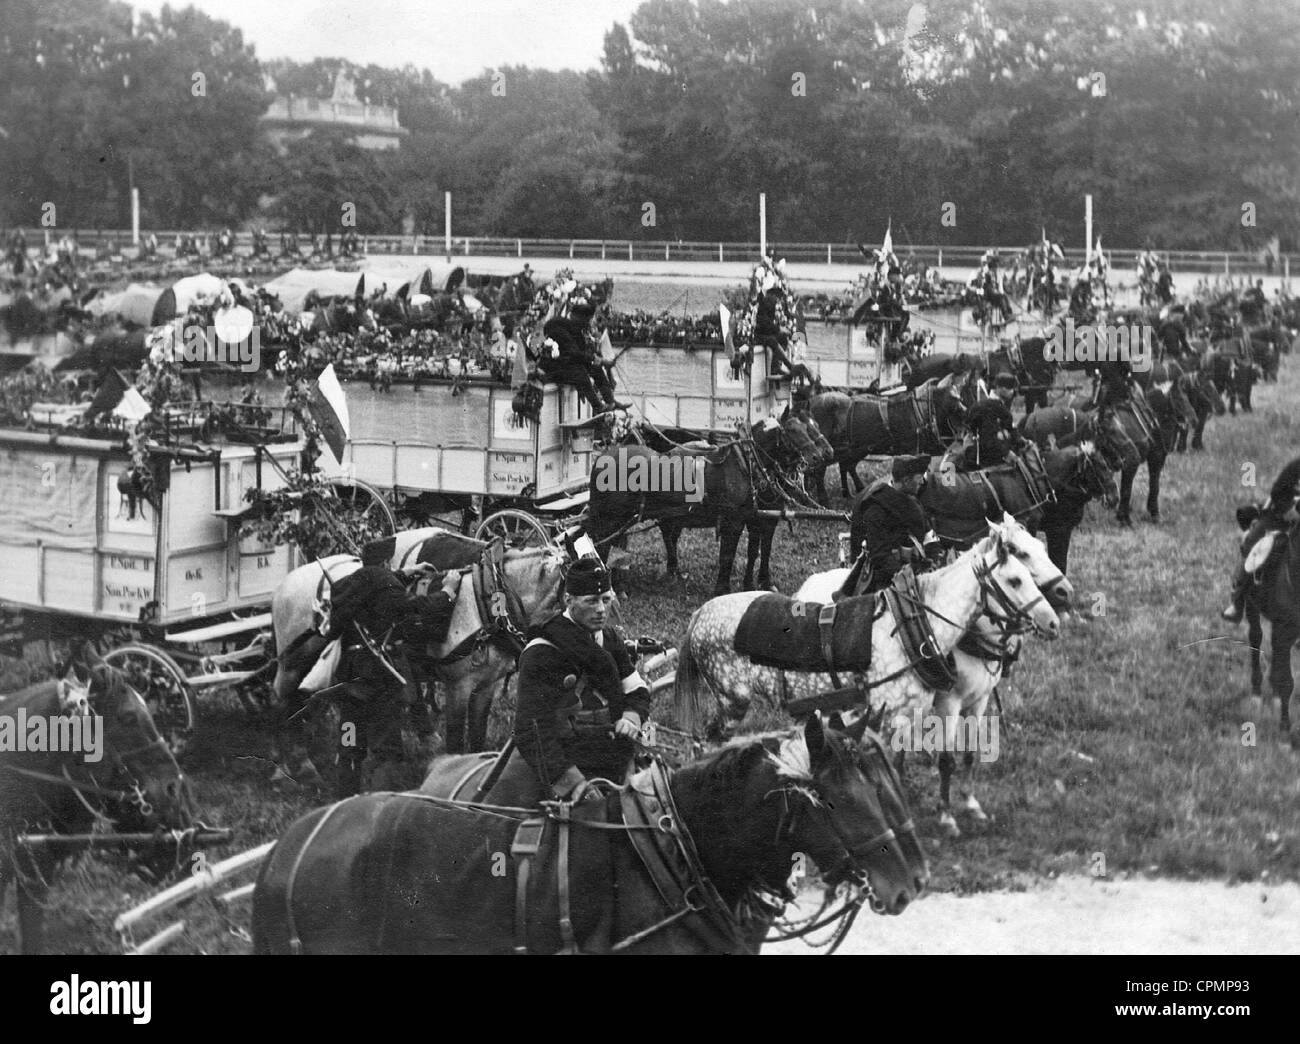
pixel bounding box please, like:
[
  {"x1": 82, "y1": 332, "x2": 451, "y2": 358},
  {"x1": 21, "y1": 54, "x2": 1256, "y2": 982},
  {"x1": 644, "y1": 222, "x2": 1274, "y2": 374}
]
[
  {"x1": 850, "y1": 478, "x2": 929, "y2": 564},
  {"x1": 513, "y1": 612, "x2": 651, "y2": 786},
  {"x1": 542, "y1": 316, "x2": 596, "y2": 365},
  {"x1": 326, "y1": 566, "x2": 456, "y2": 654}
]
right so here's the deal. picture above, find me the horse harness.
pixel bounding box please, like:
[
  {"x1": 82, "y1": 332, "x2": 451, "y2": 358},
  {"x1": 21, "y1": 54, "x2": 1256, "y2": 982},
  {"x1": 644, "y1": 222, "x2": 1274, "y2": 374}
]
[{"x1": 275, "y1": 755, "x2": 881, "y2": 955}]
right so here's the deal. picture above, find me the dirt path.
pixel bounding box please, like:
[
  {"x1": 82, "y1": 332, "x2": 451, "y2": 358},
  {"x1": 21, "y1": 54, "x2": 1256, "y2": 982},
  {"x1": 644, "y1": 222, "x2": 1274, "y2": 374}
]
[{"x1": 766, "y1": 876, "x2": 1300, "y2": 954}]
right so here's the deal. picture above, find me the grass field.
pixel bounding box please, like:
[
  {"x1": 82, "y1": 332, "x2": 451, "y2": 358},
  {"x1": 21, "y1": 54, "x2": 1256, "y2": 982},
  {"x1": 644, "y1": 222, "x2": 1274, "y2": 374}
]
[{"x1": 4, "y1": 298, "x2": 1299, "y2": 953}]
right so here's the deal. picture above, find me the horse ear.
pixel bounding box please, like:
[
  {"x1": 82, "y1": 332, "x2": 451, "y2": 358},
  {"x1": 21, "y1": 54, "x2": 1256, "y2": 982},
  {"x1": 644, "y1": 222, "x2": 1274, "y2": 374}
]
[
  {"x1": 803, "y1": 713, "x2": 828, "y2": 768},
  {"x1": 1046, "y1": 432, "x2": 1058, "y2": 450}
]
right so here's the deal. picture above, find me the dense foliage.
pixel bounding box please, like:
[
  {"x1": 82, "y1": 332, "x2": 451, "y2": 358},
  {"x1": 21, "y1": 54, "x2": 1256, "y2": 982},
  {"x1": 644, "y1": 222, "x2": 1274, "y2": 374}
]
[{"x1": 1, "y1": 0, "x2": 1296, "y2": 248}]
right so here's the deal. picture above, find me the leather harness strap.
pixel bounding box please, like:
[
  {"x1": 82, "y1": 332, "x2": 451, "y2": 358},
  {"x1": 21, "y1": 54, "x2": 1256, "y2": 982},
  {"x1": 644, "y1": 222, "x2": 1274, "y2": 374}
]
[
  {"x1": 510, "y1": 816, "x2": 547, "y2": 954},
  {"x1": 818, "y1": 602, "x2": 843, "y2": 689},
  {"x1": 284, "y1": 798, "x2": 348, "y2": 955}
]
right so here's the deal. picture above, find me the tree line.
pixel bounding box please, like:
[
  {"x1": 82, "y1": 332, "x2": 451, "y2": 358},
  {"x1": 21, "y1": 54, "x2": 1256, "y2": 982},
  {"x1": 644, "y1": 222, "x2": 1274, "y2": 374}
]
[{"x1": 1, "y1": 0, "x2": 1296, "y2": 250}]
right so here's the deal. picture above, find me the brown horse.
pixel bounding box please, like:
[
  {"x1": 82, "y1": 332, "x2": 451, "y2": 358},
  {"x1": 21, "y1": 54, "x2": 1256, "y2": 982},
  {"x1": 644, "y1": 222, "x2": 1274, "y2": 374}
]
[
  {"x1": 920, "y1": 444, "x2": 1118, "y2": 573},
  {"x1": 585, "y1": 414, "x2": 833, "y2": 596},
  {"x1": 807, "y1": 380, "x2": 968, "y2": 502},
  {"x1": 251, "y1": 716, "x2": 928, "y2": 954},
  {"x1": 1235, "y1": 508, "x2": 1299, "y2": 744},
  {"x1": 0, "y1": 663, "x2": 193, "y2": 953}
]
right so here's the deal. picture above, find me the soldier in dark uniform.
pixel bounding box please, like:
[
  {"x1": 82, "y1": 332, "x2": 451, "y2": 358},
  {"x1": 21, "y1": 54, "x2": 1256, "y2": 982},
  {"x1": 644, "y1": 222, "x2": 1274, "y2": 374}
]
[
  {"x1": 1222, "y1": 456, "x2": 1300, "y2": 623},
  {"x1": 841, "y1": 455, "x2": 936, "y2": 596},
  {"x1": 324, "y1": 564, "x2": 461, "y2": 796},
  {"x1": 513, "y1": 558, "x2": 651, "y2": 802},
  {"x1": 963, "y1": 374, "x2": 1022, "y2": 469},
  {"x1": 755, "y1": 285, "x2": 813, "y2": 383},
  {"x1": 540, "y1": 301, "x2": 627, "y2": 412}
]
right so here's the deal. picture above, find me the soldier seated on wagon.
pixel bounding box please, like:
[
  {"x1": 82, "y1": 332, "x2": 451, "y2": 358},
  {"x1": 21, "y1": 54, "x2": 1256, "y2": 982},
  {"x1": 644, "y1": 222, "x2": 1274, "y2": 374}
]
[{"x1": 539, "y1": 301, "x2": 629, "y2": 413}]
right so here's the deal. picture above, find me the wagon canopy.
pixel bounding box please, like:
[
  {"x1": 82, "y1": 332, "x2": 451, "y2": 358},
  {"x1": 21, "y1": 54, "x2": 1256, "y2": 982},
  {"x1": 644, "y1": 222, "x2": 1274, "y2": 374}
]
[
  {"x1": 262, "y1": 268, "x2": 365, "y2": 313},
  {"x1": 170, "y1": 273, "x2": 229, "y2": 316},
  {"x1": 86, "y1": 283, "x2": 175, "y2": 328}
]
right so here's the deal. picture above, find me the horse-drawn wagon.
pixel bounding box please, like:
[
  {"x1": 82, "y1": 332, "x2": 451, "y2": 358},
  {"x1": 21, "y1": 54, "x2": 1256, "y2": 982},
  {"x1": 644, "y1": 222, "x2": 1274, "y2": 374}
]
[
  {"x1": 0, "y1": 403, "x2": 321, "y2": 749},
  {"x1": 313, "y1": 375, "x2": 598, "y2": 550}
]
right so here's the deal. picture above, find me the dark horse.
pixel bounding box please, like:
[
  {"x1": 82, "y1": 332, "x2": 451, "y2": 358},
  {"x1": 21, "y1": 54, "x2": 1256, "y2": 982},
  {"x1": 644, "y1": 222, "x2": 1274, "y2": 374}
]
[
  {"x1": 1234, "y1": 508, "x2": 1299, "y2": 744},
  {"x1": 919, "y1": 444, "x2": 1118, "y2": 573},
  {"x1": 1077, "y1": 393, "x2": 1166, "y2": 525},
  {"x1": 0, "y1": 663, "x2": 194, "y2": 953},
  {"x1": 251, "y1": 716, "x2": 928, "y2": 954},
  {"x1": 585, "y1": 413, "x2": 833, "y2": 596},
  {"x1": 985, "y1": 337, "x2": 1060, "y2": 415},
  {"x1": 1135, "y1": 359, "x2": 1224, "y2": 453},
  {"x1": 1023, "y1": 401, "x2": 1159, "y2": 525},
  {"x1": 807, "y1": 380, "x2": 967, "y2": 502}
]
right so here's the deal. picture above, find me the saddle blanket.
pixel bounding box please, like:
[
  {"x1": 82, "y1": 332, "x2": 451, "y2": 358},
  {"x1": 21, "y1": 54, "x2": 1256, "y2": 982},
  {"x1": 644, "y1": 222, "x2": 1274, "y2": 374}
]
[{"x1": 733, "y1": 592, "x2": 876, "y2": 673}]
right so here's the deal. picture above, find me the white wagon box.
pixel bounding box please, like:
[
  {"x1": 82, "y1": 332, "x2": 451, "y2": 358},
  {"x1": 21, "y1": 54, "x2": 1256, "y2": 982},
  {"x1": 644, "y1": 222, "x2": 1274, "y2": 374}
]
[{"x1": 0, "y1": 430, "x2": 301, "y2": 628}]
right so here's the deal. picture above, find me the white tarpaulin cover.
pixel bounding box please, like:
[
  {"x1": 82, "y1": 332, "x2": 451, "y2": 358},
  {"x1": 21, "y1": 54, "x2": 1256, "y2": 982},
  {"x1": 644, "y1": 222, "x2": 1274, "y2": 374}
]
[{"x1": 262, "y1": 268, "x2": 364, "y2": 313}]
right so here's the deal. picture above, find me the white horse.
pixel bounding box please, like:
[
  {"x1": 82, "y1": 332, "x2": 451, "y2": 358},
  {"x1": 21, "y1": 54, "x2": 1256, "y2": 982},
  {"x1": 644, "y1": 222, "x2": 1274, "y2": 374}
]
[
  {"x1": 673, "y1": 521, "x2": 1061, "y2": 759},
  {"x1": 796, "y1": 514, "x2": 1070, "y2": 835},
  {"x1": 272, "y1": 528, "x2": 568, "y2": 754}
]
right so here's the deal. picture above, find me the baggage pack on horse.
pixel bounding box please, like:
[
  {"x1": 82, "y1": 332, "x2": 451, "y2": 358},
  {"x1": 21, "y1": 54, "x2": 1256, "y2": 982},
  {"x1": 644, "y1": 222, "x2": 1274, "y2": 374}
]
[
  {"x1": 672, "y1": 523, "x2": 1060, "y2": 741},
  {"x1": 1, "y1": 663, "x2": 194, "y2": 953},
  {"x1": 251, "y1": 716, "x2": 929, "y2": 953},
  {"x1": 920, "y1": 442, "x2": 1117, "y2": 572}
]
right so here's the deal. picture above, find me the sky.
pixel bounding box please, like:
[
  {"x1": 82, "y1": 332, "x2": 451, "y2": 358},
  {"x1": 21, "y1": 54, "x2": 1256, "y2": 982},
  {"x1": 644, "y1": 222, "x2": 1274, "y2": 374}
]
[{"x1": 130, "y1": 0, "x2": 647, "y2": 85}]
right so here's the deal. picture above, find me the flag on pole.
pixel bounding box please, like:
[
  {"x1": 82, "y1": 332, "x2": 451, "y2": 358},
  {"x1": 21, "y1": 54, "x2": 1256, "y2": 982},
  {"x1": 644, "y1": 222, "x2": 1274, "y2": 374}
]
[
  {"x1": 719, "y1": 302, "x2": 734, "y2": 359},
  {"x1": 113, "y1": 387, "x2": 151, "y2": 423},
  {"x1": 881, "y1": 222, "x2": 894, "y2": 259},
  {"x1": 306, "y1": 363, "x2": 350, "y2": 462},
  {"x1": 598, "y1": 327, "x2": 615, "y2": 364}
]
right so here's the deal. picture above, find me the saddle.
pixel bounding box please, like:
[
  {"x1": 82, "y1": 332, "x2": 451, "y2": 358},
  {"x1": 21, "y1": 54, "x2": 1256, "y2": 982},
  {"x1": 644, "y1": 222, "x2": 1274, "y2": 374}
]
[{"x1": 733, "y1": 591, "x2": 879, "y2": 677}]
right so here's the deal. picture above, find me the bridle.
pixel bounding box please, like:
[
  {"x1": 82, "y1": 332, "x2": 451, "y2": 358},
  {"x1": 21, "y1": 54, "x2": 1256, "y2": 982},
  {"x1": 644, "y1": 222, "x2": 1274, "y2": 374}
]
[
  {"x1": 767, "y1": 731, "x2": 921, "y2": 951},
  {"x1": 972, "y1": 553, "x2": 1051, "y2": 636}
]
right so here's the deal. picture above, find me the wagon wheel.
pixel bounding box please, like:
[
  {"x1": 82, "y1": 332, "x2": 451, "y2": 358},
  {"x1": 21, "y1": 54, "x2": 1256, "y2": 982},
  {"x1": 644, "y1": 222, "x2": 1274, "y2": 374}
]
[
  {"x1": 474, "y1": 508, "x2": 554, "y2": 550},
  {"x1": 101, "y1": 644, "x2": 197, "y2": 756},
  {"x1": 299, "y1": 478, "x2": 397, "y2": 560}
]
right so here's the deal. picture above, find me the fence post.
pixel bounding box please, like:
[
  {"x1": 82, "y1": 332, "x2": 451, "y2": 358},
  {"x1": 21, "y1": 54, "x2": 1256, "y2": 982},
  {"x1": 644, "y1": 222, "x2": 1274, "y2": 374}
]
[
  {"x1": 1224, "y1": 253, "x2": 1230, "y2": 276},
  {"x1": 628, "y1": 242, "x2": 633, "y2": 261},
  {"x1": 602, "y1": 241, "x2": 606, "y2": 260},
  {"x1": 719, "y1": 243, "x2": 724, "y2": 263},
  {"x1": 827, "y1": 244, "x2": 832, "y2": 264},
  {"x1": 665, "y1": 242, "x2": 670, "y2": 261},
  {"x1": 938, "y1": 248, "x2": 943, "y2": 268}
]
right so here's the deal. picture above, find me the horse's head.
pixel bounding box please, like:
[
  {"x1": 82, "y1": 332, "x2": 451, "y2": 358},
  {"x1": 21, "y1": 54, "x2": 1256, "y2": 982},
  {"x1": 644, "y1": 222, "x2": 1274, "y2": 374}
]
[
  {"x1": 975, "y1": 524, "x2": 1061, "y2": 639},
  {"x1": 83, "y1": 663, "x2": 194, "y2": 832},
  {"x1": 993, "y1": 511, "x2": 1073, "y2": 611},
  {"x1": 769, "y1": 716, "x2": 925, "y2": 914},
  {"x1": 504, "y1": 545, "x2": 570, "y2": 626},
  {"x1": 1090, "y1": 407, "x2": 1140, "y2": 472},
  {"x1": 930, "y1": 378, "x2": 968, "y2": 437},
  {"x1": 778, "y1": 409, "x2": 834, "y2": 469}
]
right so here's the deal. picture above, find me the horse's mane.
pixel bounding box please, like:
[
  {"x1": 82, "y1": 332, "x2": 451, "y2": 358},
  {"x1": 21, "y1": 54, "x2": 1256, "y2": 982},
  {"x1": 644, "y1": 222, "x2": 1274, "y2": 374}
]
[{"x1": 676, "y1": 729, "x2": 819, "y2": 794}]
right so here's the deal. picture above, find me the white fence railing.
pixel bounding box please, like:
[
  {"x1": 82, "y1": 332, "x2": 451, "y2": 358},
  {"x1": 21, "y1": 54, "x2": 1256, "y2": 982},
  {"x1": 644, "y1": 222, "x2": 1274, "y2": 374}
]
[{"x1": 32, "y1": 229, "x2": 1292, "y2": 276}]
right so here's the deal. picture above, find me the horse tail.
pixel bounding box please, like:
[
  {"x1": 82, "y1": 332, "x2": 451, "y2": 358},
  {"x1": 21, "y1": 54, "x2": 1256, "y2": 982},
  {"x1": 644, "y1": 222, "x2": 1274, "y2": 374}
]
[{"x1": 673, "y1": 609, "x2": 715, "y2": 736}]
